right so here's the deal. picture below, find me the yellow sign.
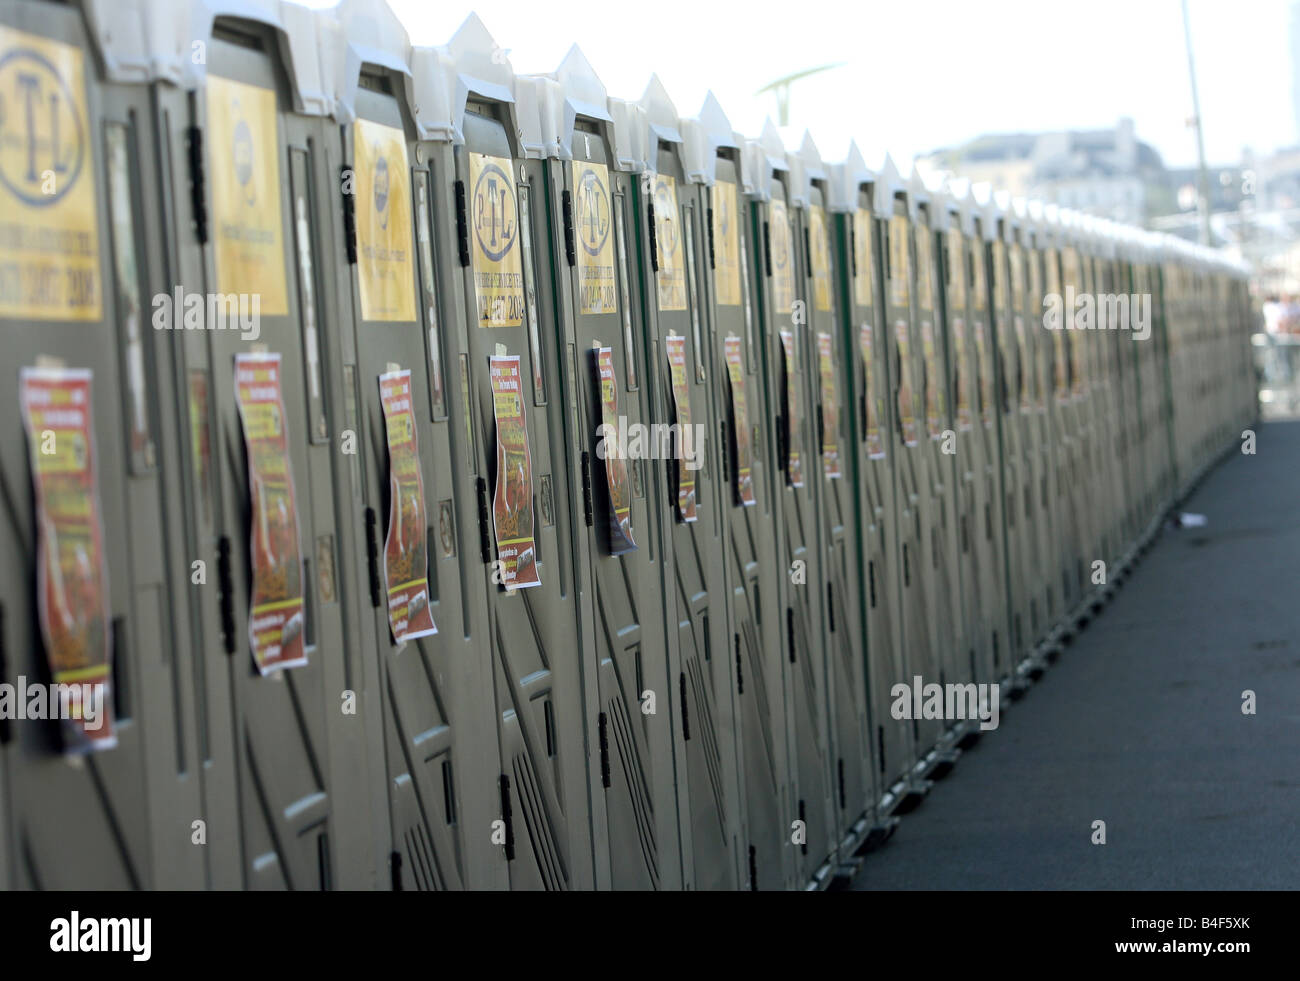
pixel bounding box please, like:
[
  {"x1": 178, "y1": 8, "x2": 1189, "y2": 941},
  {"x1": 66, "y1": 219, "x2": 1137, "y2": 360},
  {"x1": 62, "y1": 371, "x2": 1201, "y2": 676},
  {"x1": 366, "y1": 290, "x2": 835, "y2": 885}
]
[
  {"x1": 770, "y1": 197, "x2": 795, "y2": 317},
  {"x1": 1010, "y1": 241, "x2": 1026, "y2": 309},
  {"x1": 853, "y1": 208, "x2": 873, "y2": 309},
  {"x1": 572, "y1": 160, "x2": 617, "y2": 315},
  {"x1": 469, "y1": 153, "x2": 525, "y2": 327},
  {"x1": 992, "y1": 239, "x2": 1008, "y2": 311},
  {"x1": 971, "y1": 237, "x2": 987, "y2": 312},
  {"x1": 654, "y1": 174, "x2": 687, "y2": 311},
  {"x1": 809, "y1": 205, "x2": 833, "y2": 312},
  {"x1": 206, "y1": 75, "x2": 288, "y2": 315},
  {"x1": 946, "y1": 228, "x2": 966, "y2": 309},
  {"x1": 1028, "y1": 244, "x2": 1043, "y2": 308},
  {"x1": 914, "y1": 223, "x2": 933, "y2": 312},
  {"x1": 889, "y1": 215, "x2": 910, "y2": 307},
  {"x1": 712, "y1": 181, "x2": 741, "y2": 306},
  {"x1": 0, "y1": 26, "x2": 102, "y2": 320},
  {"x1": 354, "y1": 118, "x2": 415, "y2": 322}
]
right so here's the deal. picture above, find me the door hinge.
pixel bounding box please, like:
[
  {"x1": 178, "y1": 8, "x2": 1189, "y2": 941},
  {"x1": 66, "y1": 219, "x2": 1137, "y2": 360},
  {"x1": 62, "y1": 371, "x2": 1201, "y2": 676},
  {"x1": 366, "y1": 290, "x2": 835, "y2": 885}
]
[
  {"x1": 341, "y1": 165, "x2": 357, "y2": 264},
  {"x1": 110, "y1": 616, "x2": 128, "y2": 720},
  {"x1": 679, "y1": 672, "x2": 690, "y2": 741},
  {"x1": 719, "y1": 419, "x2": 729, "y2": 483},
  {"x1": 216, "y1": 536, "x2": 235, "y2": 653},
  {"x1": 786, "y1": 606, "x2": 796, "y2": 664},
  {"x1": 706, "y1": 207, "x2": 716, "y2": 269},
  {"x1": 186, "y1": 126, "x2": 208, "y2": 244},
  {"x1": 562, "y1": 189, "x2": 576, "y2": 266},
  {"x1": 364, "y1": 508, "x2": 381, "y2": 607},
  {"x1": 763, "y1": 221, "x2": 773, "y2": 277},
  {"x1": 598, "y1": 711, "x2": 610, "y2": 788},
  {"x1": 581, "y1": 451, "x2": 594, "y2": 527},
  {"x1": 476, "y1": 477, "x2": 492, "y2": 563},
  {"x1": 647, "y1": 202, "x2": 660, "y2": 273},
  {"x1": 734, "y1": 633, "x2": 743, "y2": 695},
  {"x1": 499, "y1": 774, "x2": 516, "y2": 861},
  {"x1": 454, "y1": 179, "x2": 469, "y2": 267}
]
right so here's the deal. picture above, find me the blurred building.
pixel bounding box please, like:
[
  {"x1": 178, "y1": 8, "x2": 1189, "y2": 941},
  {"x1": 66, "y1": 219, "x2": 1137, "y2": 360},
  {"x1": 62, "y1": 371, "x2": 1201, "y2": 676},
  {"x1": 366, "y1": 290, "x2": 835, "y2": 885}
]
[
  {"x1": 918, "y1": 117, "x2": 1168, "y2": 226},
  {"x1": 1235, "y1": 146, "x2": 1300, "y2": 295}
]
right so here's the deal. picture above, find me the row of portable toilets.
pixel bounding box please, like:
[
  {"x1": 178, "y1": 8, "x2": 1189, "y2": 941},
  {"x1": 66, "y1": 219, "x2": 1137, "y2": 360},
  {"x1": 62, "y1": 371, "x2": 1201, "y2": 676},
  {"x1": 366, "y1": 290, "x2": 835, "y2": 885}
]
[{"x1": 0, "y1": 0, "x2": 1256, "y2": 890}]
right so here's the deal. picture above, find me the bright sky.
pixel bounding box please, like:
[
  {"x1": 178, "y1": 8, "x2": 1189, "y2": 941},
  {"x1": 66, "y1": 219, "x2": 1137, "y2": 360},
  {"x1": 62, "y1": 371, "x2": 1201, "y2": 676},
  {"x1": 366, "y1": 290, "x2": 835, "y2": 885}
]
[{"x1": 370, "y1": 0, "x2": 1292, "y2": 170}]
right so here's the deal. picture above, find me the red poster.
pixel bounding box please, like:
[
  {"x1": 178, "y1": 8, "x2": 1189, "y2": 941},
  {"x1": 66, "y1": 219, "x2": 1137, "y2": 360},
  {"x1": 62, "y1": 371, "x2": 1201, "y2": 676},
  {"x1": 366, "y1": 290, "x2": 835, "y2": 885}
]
[
  {"x1": 19, "y1": 367, "x2": 116, "y2": 754},
  {"x1": 817, "y1": 331, "x2": 841, "y2": 479},
  {"x1": 592, "y1": 346, "x2": 638, "y2": 554},
  {"x1": 489, "y1": 355, "x2": 542, "y2": 588},
  {"x1": 379, "y1": 369, "x2": 438, "y2": 641},
  {"x1": 779, "y1": 328, "x2": 804, "y2": 487},
  {"x1": 723, "y1": 336, "x2": 755, "y2": 506},
  {"x1": 233, "y1": 352, "x2": 307, "y2": 675},
  {"x1": 858, "y1": 324, "x2": 886, "y2": 460},
  {"x1": 665, "y1": 334, "x2": 697, "y2": 522}
]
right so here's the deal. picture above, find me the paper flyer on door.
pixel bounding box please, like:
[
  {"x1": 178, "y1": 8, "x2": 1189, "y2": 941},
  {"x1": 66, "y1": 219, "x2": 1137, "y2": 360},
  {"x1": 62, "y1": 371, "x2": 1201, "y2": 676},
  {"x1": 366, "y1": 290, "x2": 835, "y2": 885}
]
[
  {"x1": 779, "y1": 328, "x2": 804, "y2": 487},
  {"x1": 19, "y1": 367, "x2": 116, "y2": 754},
  {"x1": 859, "y1": 323, "x2": 886, "y2": 460},
  {"x1": 724, "y1": 336, "x2": 756, "y2": 506},
  {"x1": 592, "y1": 346, "x2": 638, "y2": 554},
  {"x1": 665, "y1": 334, "x2": 697, "y2": 521},
  {"x1": 489, "y1": 355, "x2": 542, "y2": 588},
  {"x1": 379, "y1": 368, "x2": 438, "y2": 642},
  {"x1": 817, "y1": 331, "x2": 842, "y2": 478},
  {"x1": 233, "y1": 352, "x2": 307, "y2": 675}
]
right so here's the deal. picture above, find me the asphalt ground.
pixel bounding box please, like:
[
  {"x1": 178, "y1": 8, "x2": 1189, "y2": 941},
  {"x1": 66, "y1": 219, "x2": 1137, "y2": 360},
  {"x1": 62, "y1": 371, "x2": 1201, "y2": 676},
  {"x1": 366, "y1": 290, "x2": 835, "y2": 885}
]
[{"x1": 852, "y1": 420, "x2": 1300, "y2": 889}]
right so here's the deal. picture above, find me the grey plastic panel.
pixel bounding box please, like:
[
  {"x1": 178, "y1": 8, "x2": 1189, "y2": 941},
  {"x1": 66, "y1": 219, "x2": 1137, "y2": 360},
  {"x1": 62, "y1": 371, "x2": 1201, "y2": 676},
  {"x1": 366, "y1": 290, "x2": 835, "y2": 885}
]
[
  {"x1": 758, "y1": 172, "x2": 835, "y2": 886},
  {"x1": 196, "y1": 34, "x2": 359, "y2": 890},
  {"x1": 643, "y1": 139, "x2": 742, "y2": 890},
  {"x1": 839, "y1": 189, "x2": 914, "y2": 800},
  {"x1": 557, "y1": 122, "x2": 684, "y2": 890},
  {"x1": 712, "y1": 156, "x2": 793, "y2": 890},
  {"x1": 455, "y1": 104, "x2": 599, "y2": 891},
  {"x1": 797, "y1": 180, "x2": 874, "y2": 857},
  {"x1": 0, "y1": 0, "x2": 153, "y2": 890},
  {"x1": 333, "y1": 76, "x2": 503, "y2": 890},
  {"x1": 913, "y1": 204, "x2": 970, "y2": 723}
]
